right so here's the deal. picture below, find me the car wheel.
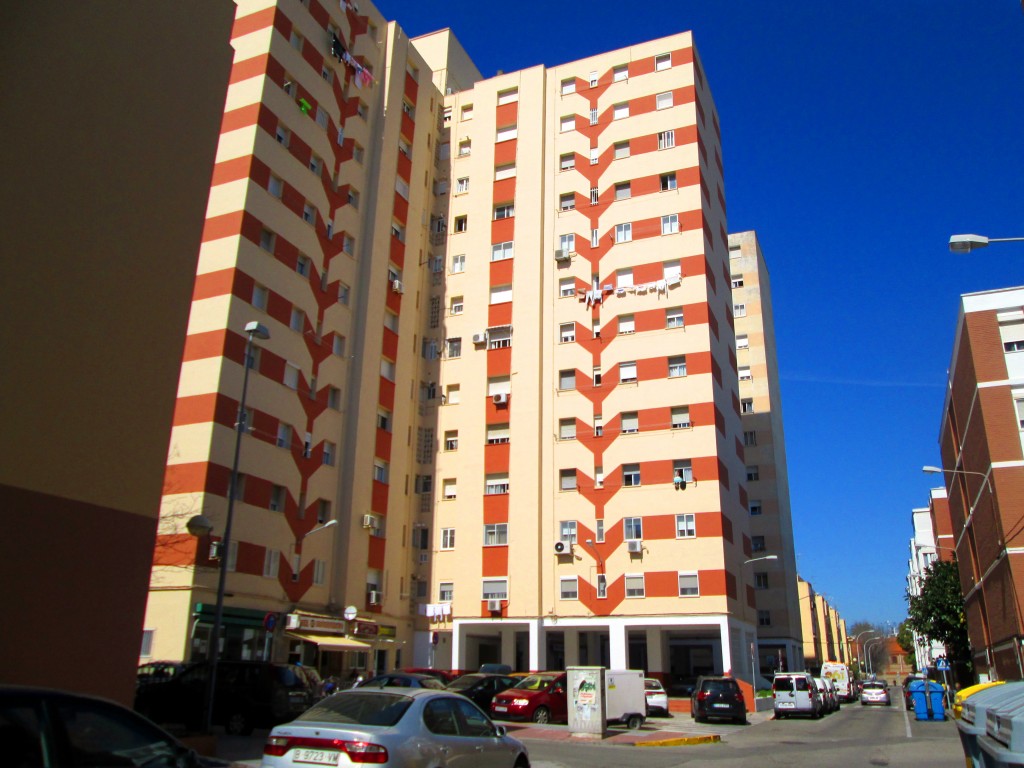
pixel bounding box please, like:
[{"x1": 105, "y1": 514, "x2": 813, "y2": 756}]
[
  {"x1": 514, "y1": 756, "x2": 530, "y2": 768},
  {"x1": 225, "y1": 710, "x2": 253, "y2": 736},
  {"x1": 627, "y1": 714, "x2": 644, "y2": 730},
  {"x1": 531, "y1": 706, "x2": 550, "y2": 724}
]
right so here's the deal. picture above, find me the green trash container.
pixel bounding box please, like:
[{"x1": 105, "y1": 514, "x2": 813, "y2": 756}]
[{"x1": 958, "y1": 684, "x2": 1024, "y2": 768}]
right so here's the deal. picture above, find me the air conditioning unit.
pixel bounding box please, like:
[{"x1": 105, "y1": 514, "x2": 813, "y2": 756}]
[
  {"x1": 487, "y1": 599, "x2": 502, "y2": 612},
  {"x1": 554, "y1": 541, "x2": 569, "y2": 555},
  {"x1": 391, "y1": 280, "x2": 404, "y2": 294},
  {"x1": 368, "y1": 590, "x2": 382, "y2": 605},
  {"x1": 362, "y1": 514, "x2": 375, "y2": 529},
  {"x1": 492, "y1": 393, "x2": 509, "y2": 405},
  {"x1": 472, "y1": 332, "x2": 488, "y2": 344},
  {"x1": 554, "y1": 249, "x2": 571, "y2": 262},
  {"x1": 627, "y1": 539, "x2": 643, "y2": 554}
]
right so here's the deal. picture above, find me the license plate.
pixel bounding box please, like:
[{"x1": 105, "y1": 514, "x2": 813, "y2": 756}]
[
  {"x1": 293, "y1": 748, "x2": 340, "y2": 766},
  {"x1": 778, "y1": 702, "x2": 795, "y2": 708},
  {"x1": 713, "y1": 703, "x2": 729, "y2": 709},
  {"x1": 494, "y1": 705, "x2": 508, "y2": 712}
]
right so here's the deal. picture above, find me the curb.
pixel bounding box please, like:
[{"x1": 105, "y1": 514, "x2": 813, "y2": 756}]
[{"x1": 634, "y1": 734, "x2": 721, "y2": 747}]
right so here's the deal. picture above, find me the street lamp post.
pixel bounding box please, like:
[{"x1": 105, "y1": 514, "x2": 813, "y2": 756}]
[
  {"x1": 187, "y1": 320, "x2": 269, "y2": 734},
  {"x1": 865, "y1": 637, "x2": 885, "y2": 678},
  {"x1": 853, "y1": 631, "x2": 877, "y2": 678},
  {"x1": 742, "y1": 555, "x2": 779, "y2": 694},
  {"x1": 922, "y1": 465, "x2": 992, "y2": 493},
  {"x1": 949, "y1": 234, "x2": 1024, "y2": 253}
]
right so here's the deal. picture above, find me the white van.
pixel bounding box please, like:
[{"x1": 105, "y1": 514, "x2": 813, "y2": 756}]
[
  {"x1": 773, "y1": 672, "x2": 822, "y2": 719},
  {"x1": 821, "y1": 661, "x2": 853, "y2": 702}
]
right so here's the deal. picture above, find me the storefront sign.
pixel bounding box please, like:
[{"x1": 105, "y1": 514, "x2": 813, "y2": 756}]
[
  {"x1": 354, "y1": 620, "x2": 379, "y2": 637},
  {"x1": 288, "y1": 612, "x2": 347, "y2": 634}
]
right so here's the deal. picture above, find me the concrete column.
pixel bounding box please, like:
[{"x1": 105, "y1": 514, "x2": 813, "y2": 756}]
[
  {"x1": 718, "y1": 619, "x2": 732, "y2": 674},
  {"x1": 501, "y1": 627, "x2": 516, "y2": 668},
  {"x1": 609, "y1": 622, "x2": 628, "y2": 669},
  {"x1": 564, "y1": 628, "x2": 580, "y2": 667},
  {"x1": 452, "y1": 622, "x2": 465, "y2": 670},
  {"x1": 646, "y1": 627, "x2": 664, "y2": 674},
  {"x1": 529, "y1": 620, "x2": 544, "y2": 671}
]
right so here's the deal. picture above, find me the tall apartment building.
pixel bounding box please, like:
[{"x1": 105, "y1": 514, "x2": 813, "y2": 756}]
[
  {"x1": 907, "y1": 490, "x2": 951, "y2": 670},
  {"x1": 146, "y1": 0, "x2": 779, "y2": 686},
  {"x1": 937, "y1": 286, "x2": 1024, "y2": 680},
  {"x1": 2, "y1": 3, "x2": 234, "y2": 704},
  {"x1": 796, "y1": 577, "x2": 848, "y2": 671},
  {"x1": 728, "y1": 231, "x2": 802, "y2": 673}
]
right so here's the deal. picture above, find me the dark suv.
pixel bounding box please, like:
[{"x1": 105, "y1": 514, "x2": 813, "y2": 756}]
[
  {"x1": 690, "y1": 675, "x2": 747, "y2": 724},
  {"x1": 134, "y1": 660, "x2": 318, "y2": 735}
]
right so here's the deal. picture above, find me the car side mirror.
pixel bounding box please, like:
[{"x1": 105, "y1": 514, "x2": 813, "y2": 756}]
[{"x1": 494, "y1": 725, "x2": 507, "y2": 738}]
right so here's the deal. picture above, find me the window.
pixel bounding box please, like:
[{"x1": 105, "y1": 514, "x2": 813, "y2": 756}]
[
  {"x1": 660, "y1": 173, "x2": 677, "y2": 191},
  {"x1": 444, "y1": 430, "x2": 459, "y2": 451},
  {"x1": 671, "y1": 406, "x2": 691, "y2": 429},
  {"x1": 744, "y1": 430, "x2": 757, "y2": 446},
  {"x1": 559, "y1": 233, "x2": 575, "y2": 253},
  {"x1": 322, "y1": 441, "x2": 335, "y2": 466},
  {"x1": 445, "y1": 384, "x2": 460, "y2": 404},
  {"x1": 758, "y1": 610, "x2": 771, "y2": 627},
  {"x1": 317, "y1": 499, "x2": 331, "y2": 524},
  {"x1": 755, "y1": 572, "x2": 769, "y2": 590},
  {"x1": 560, "y1": 278, "x2": 576, "y2": 297},
  {"x1": 310, "y1": 154, "x2": 323, "y2": 176},
  {"x1": 750, "y1": 500, "x2": 763, "y2": 516},
  {"x1": 594, "y1": 416, "x2": 603, "y2": 437},
  {"x1": 676, "y1": 513, "x2": 696, "y2": 538},
  {"x1": 302, "y1": 202, "x2": 316, "y2": 225},
  {"x1": 457, "y1": 140, "x2": 471, "y2": 156},
  {"x1": 1005, "y1": 340, "x2": 1024, "y2": 352},
  {"x1": 560, "y1": 115, "x2": 575, "y2": 132},
  {"x1": 621, "y1": 412, "x2": 639, "y2": 434},
  {"x1": 439, "y1": 582, "x2": 454, "y2": 602},
  {"x1": 737, "y1": 334, "x2": 749, "y2": 350},
  {"x1": 732, "y1": 274, "x2": 744, "y2": 289},
  {"x1": 559, "y1": 369, "x2": 576, "y2": 390},
  {"x1": 353, "y1": 144, "x2": 364, "y2": 163},
  {"x1": 613, "y1": 102, "x2": 629, "y2": 120},
  {"x1": 485, "y1": 474, "x2": 509, "y2": 495},
  {"x1": 290, "y1": 29, "x2": 303, "y2": 49},
  {"x1": 559, "y1": 418, "x2": 576, "y2": 440},
  {"x1": 661, "y1": 214, "x2": 679, "y2": 235},
  {"x1": 328, "y1": 386, "x2": 341, "y2": 410},
  {"x1": 263, "y1": 548, "x2": 280, "y2": 579},
  {"x1": 333, "y1": 335, "x2": 347, "y2": 356},
  {"x1": 495, "y1": 164, "x2": 516, "y2": 180},
  {"x1": 658, "y1": 130, "x2": 675, "y2": 150},
  {"x1": 560, "y1": 193, "x2": 575, "y2": 211},
  {"x1": 315, "y1": 107, "x2": 329, "y2": 129},
  {"x1": 276, "y1": 423, "x2": 293, "y2": 449},
  {"x1": 752, "y1": 535, "x2": 766, "y2": 552},
  {"x1": 625, "y1": 574, "x2": 645, "y2": 598},
  {"x1": 486, "y1": 424, "x2": 510, "y2": 444},
  {"x1": 741, "y1": 398, "x2": 754, "y2": 414},
  {"x1": 619, "y1": 361, "x2": 637, "y2": 383},
  {"x1": 441, "y1": 528, "x2": 455, "y2": 550},
  {"x1": 394, "y1": 177, "x2": 410, "y2": 200},
  {"x1": 343, "y1": 234, "x2": 356, "y2": 255},
  {"x1": 597, "y1": 573, "x2": 608, "y2": 598},
  {"x1": 337, "y1": 282, "x2": 351, "y2": 305},
  {"x1": 561, "y1": 78, "x2": 576, "y2": 95},
  {"x1": 451, "y1": 253, "x2": 465, "y2": 273},
  {"x1": 461, "y1": 104, "x2": 473, "y2": 121},
  {"x1": 591, "y1": 229, "x2": 599, "y2": 248},
  {"x1": 668, "y1": 355, "x2": 687, "y2": 377},
  {"x1": 442, "y1": 478, "x2": 457, "y2": 499},
  {"x1": 590, "y1": 187, "x2": 599, "y2": 205},
  {"x1": 618, "y1": 314, "x2": 634, "y2": 334},
  {"x1": 484, "y1": 523, "x2": 509, "y2": 545},
  {"x1": 497, "y1": 88, "x2": 518, "y2": 105},
  {"x1": 454, "y1": 177, "x2": 469, "y2": 195},
  {"x1": 495, "y1": 125, "x2": 517, "y2": 143},
  {"x1": 615, "y1": 182, "x2": 631, "y2": 201},
  {"x1": 490, "y1": 284, "x2": 512, "y2": 304},
  {"x1": 655, "y1": 52, "x2": 671, "y2": 71},
  {"x1": 376, "y1": 409, "x2": 391, "y2": 432},
  {"x1": 678, "y1": 572, "x2": 700, "y2": 597},
  {"x1": 453, "y1": 216, "x2": 467, "y2": 233},
  {"x1": 673, "y1": 459, "x2": 693, "y2": 485},
  {"x1": 656, "y1": 91, "x2": 673, "y2": 110},
  {"x1": 276, "y1": 124, "x2": 291, "y2": 147},
  {"x1": 482, "y1": 579, "x2": 508, "y2": 600},
  {"x1": 613, "y1": 65, "x2": 628, "y2": 82},
  {"x1": 623, "y1": 463, "x2": 641, "y2": 487},
  {"x1": 589, "y1": 108, "x2": 598, "y2": 125},
  {"x1": 666, "y1": 307, "x2": 684, "y2": 328},
  {"x1": 739, "y1": 367, "x2": 752, "y2": 382},
  {"x1": 560, "y1": 577, "x2": 579, "y2": 600},
  {"x1": 487, "y1": 377, "x2": 511, "y2": 398},
  {"x1": 614, "y1": 141, "x2": 630, "y2": 159},
  {"x1": 269, "y1": 484, "x2": 286, "y2": 512},
  {"x1": 596, "y1": 518, "x2": 605, "y2": 542},
  {"x1": 289, "y1": 306, "x2": 305, "y2": 333},
  {"x1": 268, "y1": 174, "x2": 284, "y2": 198},
  {"x1": 560, "y1": 153, "x2": 575, "y2": 171},
  {"x1": 560, "y1": 469, "x2": 577, "y2": 491},
  {"x1": 560, "y1": 322, "x2": 576, "y2": 343},
  {"x1": 284, "y1": 363, "x2": 301, "y2": 389},
  {"x1": 734, "y1": 303, "x2": 747, "y2": 318},
  {"x1": 491, "y1": 241, "x2": 514, "y2": 261},
  {"x1": 445, "y1": 337, "x2": 462, "y2": 359},
  {"x1": 615, "y1": 223, "x2": 632, "y2": 243},
  {"x1": 589, "y1": 71, "x2": 598, "y2": 87},
  {"x1": 259, "y1": 228, "x2": 276, "y2": 252},
  {"x1": 252, "y1": 283, "x2": 269, "y2": 311},
  {"x1": 488, "y1": 327, "x2": 512, "y2": 349},
  {"x1": 590, "y1": 148, "x2": 598, "y2": 165},
  {"x1": 373, "y1": 460, "x2": 388, "y2": 484}
]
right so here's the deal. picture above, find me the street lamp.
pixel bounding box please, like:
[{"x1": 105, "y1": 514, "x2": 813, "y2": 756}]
[
  {"x1": 922, "y1": 465, "x2": 992, "y2": 493},
  {"x1": 742, "y1": 555, "x2": 779, "y2": 694},
  {"x1": 187, "y1": 320, "x2": 269, "y2": 734},
  {"x1": 853, "y1": 631, "x2": 877, "y2": 677},
  {"x1": 949, "y1": 234, "x2": 1024, "y2": 253},
  {"x1": 865, "y1": 637, "x2": 885, "y2": 677},
  {"x1": 292, "y1": 520, "x2": 338, "y2": 582}
]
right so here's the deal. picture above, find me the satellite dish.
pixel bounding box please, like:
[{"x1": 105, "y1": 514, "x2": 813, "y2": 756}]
[{"x1": 343, "y1": 605, "x2": 358, "y2": 621}]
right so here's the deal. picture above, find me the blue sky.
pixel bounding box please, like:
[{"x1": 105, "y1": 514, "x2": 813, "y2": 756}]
[{"x1": 382, "y1": 0, "x2": 1024, "y2": 625}]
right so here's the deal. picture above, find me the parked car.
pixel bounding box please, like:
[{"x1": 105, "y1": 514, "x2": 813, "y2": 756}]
[
  {"x1": 861, "y1": 681, "x2": 891, "y2": 706},
  {"x1": 479, "y1": 663, "x2": 514, "y2": 675},
  {"x1": 490, "y1": 672, "x2": 568, "y2": 724},
  {"x1": 813, "y1": 677, "x2": 837, "y2": 713},
  {"x1": 262, "y1": 688, "x2": 530, "y2": 768},
  {"x1": 358, "y1": 672, "x2": 447, "y2": 690},
  {"x1": 901, "y1": 674, "x2": 925, "y2": 710},
  {"x1": 644, "y1": 678, "x2": 670, "y2": 716},
  {"x1": 3, "y1": 685, "x2": 226, "y2": 767},
  {"x1": 668, "y1": 675, "x2": 698, "y2": 697},
  {"x1": 134, "y1": 660, "x2": 318, "y2": 735},
  {"x1": 772, "y1": 672, "x2": 822, "y2": 719},
  {"x1": 137, "y1": 661, "x2": 187, "y2": 688},
  {"x1": 447, "y1": 673, "x2": 518, "y2": 710},
  {"x1": 690, "y1": 675, "x2": 746, "y2": 724},
  {"x1": 398, "y1": 667, "x2": 459, "y2": 684}
]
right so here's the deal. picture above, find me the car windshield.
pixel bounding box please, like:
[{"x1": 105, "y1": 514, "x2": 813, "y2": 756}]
[
  {"x1": 644, "y1": 680, "x2": 663, "y2": 691},
  {"x1": 514, "y1": 675, "x2": 558, "y2": 690},
  {"x1": 447, "y1": 676, "x2": 482, "y2": 691},
  {"x1": 298, "y1": 692, "x2": 413, "y2": 726}
]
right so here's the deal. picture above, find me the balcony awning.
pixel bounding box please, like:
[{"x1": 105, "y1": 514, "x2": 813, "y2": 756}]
[{"x1": 286, "y1": 632, "x2": 371, "y2": 651}]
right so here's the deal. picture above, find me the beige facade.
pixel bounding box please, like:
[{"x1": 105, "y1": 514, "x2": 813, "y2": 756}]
[{"x1": 728, "y1": 230, "x2": 802, "y2": 673}]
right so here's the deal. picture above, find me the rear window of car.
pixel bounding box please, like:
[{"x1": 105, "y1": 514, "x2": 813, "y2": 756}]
[
  {"x1": 644, "y1": 680, "x2": 663, "y2": 691},
  {"x1": 421, "y1": 678, "x2": 446, "y2": 690},
  {"x1": 703, "y1": 680, "x2": 738, "y2": 693},
  {"x1": 298, "y1": 692, "x2": 413, "y2": 726},
  {"x1": 863, "y1": 683, "x2": 885, "y2": 690},
  {"x1": 772, "y1": 678, "x2": 793, "y2": 692}
]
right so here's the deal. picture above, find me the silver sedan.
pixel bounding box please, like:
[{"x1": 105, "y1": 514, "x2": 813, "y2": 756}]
[
  {"x1": 261, "y1": 688, "x2": 530, "y2": 768},
  {"x1": 860, "y1": 682, "x2": 891, "y2": 706}
]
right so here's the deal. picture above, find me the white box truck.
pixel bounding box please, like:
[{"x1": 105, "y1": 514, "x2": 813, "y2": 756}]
[
  {"x1": 821, "y1": 662, "x2": 854, "y2": 703},
  {"x1": 605, "y1": 669, "x2": 647, "y2": 729}
]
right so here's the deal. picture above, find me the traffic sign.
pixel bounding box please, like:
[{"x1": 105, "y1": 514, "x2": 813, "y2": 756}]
[{"x1": 936, "y1": 658, "x2": 950, "y2": 671}]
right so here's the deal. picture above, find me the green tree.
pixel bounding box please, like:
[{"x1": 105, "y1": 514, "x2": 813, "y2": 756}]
[{"x1": 905, "y1": 560, "x2": 970, "y2": 664}]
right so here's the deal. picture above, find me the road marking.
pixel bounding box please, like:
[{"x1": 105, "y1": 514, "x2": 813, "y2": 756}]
[{"x1": 903, "y1": 701, "x2": 913, "y2": 738}]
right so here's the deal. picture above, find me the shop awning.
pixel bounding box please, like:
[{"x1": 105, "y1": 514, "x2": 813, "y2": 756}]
[{"x1": 286, "y1": 632, "x2": 371, "y2": 651}]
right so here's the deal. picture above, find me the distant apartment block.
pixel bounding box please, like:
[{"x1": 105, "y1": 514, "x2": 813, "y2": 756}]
[{"x1": 907, "y1": 490, "x2": 950, "y2": 670}]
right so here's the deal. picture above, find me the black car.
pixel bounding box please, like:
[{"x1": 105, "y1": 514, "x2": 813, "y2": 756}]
[
  {"x1": 137, "y1": 661, "x2": 187, "y2": 688},
  {"x1": 134, "y1": 660, "x2": 318, "y2": 735},
  {"x1": 446, "y1": 673, "x2": 518, "y2": 710},
  {"x1": 690, "y1": 675, "x2": 747, "y2": 724},
  {"x1": 357, "y1": 672, "x2": 448, "y2": 690},
  {"x1": 1, "y1": 685, "x2": 226, "y2": 767}
]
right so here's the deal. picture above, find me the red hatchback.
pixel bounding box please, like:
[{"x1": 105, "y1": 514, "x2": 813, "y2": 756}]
[{"x1": 490, "y1": 672, "x2": 568, "y2": 724}]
